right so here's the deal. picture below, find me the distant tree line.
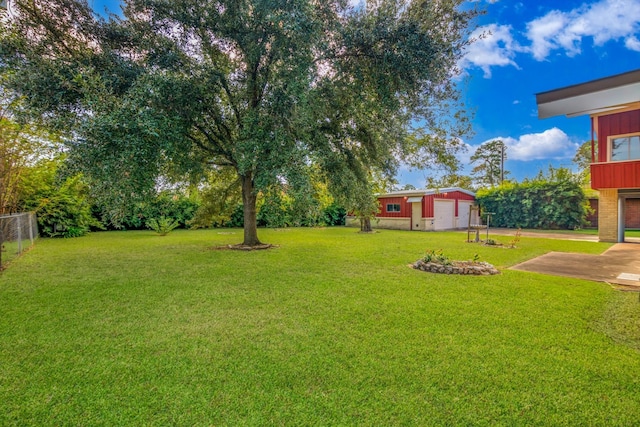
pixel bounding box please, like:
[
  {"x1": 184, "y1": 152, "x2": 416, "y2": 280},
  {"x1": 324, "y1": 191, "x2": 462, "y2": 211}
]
[{"x1": 3, "y1": 143, "x2": 347, "y2": 238}]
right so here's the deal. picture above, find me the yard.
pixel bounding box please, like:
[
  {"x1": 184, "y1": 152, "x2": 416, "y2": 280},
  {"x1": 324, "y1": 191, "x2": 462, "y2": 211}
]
[{"x1": 1, "y1": 228, "x2": 639, "y2": 425}]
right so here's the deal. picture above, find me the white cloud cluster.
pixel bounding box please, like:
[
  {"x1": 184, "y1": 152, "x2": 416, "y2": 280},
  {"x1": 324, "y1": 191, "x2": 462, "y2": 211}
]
[
  {"x1": 527, "y1": 0, "x2": 640, "y2": 60},
  {"x1": 459, "y1": 24, "x2": 522, "y2": 77},
  {"x1": 472, "y1": 128, "x2": 578, "y2": 162},
  {"x1": 462, "y1": 0, "x2": 640, "y2": 76}
]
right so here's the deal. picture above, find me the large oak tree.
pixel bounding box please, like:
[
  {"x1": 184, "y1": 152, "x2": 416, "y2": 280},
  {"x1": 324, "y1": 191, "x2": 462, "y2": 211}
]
[{"x1": 1, "y1": 0, "x2": 477, "y2": 245}]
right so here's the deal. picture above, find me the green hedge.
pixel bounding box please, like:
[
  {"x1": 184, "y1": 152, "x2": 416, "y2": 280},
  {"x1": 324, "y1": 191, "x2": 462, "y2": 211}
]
[{"x1": 476, "y1": 181, "x2": 587, "y2": 229}]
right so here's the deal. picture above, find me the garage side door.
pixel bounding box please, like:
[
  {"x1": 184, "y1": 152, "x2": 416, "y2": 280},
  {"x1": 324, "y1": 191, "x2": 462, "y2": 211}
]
[
  {"x1": 458, "y1": 201, "x2": 473, "y2": 229},
  {"x1": 433, "y1": 200, "x2": 455, "y2": 230}
]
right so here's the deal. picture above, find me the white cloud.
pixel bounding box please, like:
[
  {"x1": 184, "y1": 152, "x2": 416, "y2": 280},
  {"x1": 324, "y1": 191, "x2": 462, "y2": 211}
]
[
  {"x1": 460, "y1": 24, "x2": 522, "y2": 78},
  {"x1": 461, "y1": 0, "x2": 640, "y2": 75},
  {"x1": 526, "y1": 0, "x2": 640, "y2": 60},
  {"x1": 626, "y1": 35, "x2": 640, "y2": 51},
  {"x1": 472, "y1": 128, "x2": 578, "y2": 162},
  {"x1": 456, "y1": 142, "x2": 474, "y2": 166}
]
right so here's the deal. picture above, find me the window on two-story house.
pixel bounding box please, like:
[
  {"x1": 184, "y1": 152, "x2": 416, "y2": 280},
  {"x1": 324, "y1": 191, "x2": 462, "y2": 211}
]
[{"x1": 610, "y1": 133, "x2": 640, "y2": 161}]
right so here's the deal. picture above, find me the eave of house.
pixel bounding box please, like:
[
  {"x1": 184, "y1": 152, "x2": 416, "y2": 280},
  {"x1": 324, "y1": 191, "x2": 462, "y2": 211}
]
[
  {"x1": 377, "y1": 187, "x2": 476, "y2": 198},
  {"x1": 536, "y1": 69, "x2": 640, "y2": 119}
]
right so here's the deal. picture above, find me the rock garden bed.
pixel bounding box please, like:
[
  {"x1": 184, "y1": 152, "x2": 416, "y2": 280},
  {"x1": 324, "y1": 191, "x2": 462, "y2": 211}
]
[{"x1": 412, "y1": 250, "x2": 499, "y2": 275}]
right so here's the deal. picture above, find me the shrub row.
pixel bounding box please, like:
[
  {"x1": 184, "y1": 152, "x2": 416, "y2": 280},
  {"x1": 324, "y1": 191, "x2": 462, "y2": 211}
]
[{"x1": 475, "y1": 181, "x2": 588, "y2": 229}]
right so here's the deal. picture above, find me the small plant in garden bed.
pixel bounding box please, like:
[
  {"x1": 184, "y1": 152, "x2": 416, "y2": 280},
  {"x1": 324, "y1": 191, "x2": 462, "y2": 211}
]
[
  {"x1": 413, "y1": 249, "x2": 499, "y2": 275},
  {"x1": 422, "y1": 249, "x2": 452, "y2": 266}
]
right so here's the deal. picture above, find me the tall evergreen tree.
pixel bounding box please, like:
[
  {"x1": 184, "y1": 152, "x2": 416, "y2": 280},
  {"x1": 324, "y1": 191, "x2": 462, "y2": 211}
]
[{"x1": 470, "y1": 139, "x2": 508, "y2": 188}]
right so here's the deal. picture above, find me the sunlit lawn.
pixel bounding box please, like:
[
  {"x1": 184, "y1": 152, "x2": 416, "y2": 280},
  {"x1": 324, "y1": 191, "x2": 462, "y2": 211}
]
[
  {"x1": 1, "y1": 227, "x2": 639, "y2": 425},
  {"x1": 513, "y1": 227, "x2": 640, "y2": 238}
]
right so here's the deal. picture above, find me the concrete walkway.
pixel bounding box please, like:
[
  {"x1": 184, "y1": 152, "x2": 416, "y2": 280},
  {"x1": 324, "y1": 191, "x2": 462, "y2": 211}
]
[
  {"x1": 488, "y1": 228, "x2": 599, "y2": 241},
  {"x1": 511, "y1": 243, "x2": 640, "y2": 289}
]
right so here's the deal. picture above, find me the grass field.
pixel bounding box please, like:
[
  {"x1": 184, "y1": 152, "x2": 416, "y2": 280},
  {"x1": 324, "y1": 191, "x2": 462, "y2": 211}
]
[
  {"x1": 497, "y1": 228, "x2": 640, "y2": 238},
  {"x1": 1, "y1": 227, "x2": 640, "y2": 425}
]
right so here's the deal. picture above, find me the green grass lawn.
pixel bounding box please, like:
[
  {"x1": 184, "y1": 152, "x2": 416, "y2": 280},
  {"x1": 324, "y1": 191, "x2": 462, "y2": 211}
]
[
  {"x1": 511, "y1": 228, "x2": 640, "y2": 238},
  {"x1": 1, "y1": 227, "x2": 640, "y2": 425}
]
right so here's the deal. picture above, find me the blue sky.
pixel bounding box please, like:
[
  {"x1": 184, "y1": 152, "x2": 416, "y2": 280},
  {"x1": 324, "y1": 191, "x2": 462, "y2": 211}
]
[
  {"x1": 89, "y1": 0, "x2": 640, "y2": 187},
  {"x1": 442, "y1": 0, "x2": 640, "y2": 188}
]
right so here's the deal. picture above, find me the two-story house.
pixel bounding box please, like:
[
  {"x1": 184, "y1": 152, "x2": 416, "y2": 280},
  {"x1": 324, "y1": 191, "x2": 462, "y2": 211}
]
[{"x1": 537, "y1": 69, "x2": 640, "y2": 243}]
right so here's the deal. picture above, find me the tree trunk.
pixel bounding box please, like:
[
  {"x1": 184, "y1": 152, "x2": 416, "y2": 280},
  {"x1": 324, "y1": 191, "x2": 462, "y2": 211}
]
[
  {"x1": 241, "y1": 173, "x2": 262, "y2": 246},
  {"x1": 361, "y1": 217, "x2": 372, "y2": 232}
]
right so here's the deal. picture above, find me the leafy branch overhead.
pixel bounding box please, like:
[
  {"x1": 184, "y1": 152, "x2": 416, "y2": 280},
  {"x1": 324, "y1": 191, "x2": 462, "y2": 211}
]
[{"x1": 1, "y1": 0, "x2": 480, "y2": 245}]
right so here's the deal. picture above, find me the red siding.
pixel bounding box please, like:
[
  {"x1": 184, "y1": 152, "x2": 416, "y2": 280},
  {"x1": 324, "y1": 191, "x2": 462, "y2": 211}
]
[
  {"x1": 591, "y1": 161, "x2": 640, "y2": 189},
  {"x1": 377, "y1": 197, "x2": 411, "y2": 218},
  {"x1": 423, "y1": 191, "x2": 475, "y2": 217},
  {"x1": 591, "y1": 109, "x2": 640, "y2": 189},
  {"x1": 376, "y1": 191, "x2": 475, "y2": 219},
  {"x1": 597, "y1": 110, "x2": 640, "y2": 163}
]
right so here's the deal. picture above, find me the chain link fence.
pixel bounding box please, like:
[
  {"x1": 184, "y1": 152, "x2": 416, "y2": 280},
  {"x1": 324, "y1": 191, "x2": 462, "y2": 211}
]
[{"x1": 0, "y1": 212, "x2": 38, "y2": 269}]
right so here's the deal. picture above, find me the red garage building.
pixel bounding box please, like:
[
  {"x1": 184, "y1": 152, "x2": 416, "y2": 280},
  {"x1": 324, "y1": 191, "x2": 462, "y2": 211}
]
[
  {"x1": 537, "y1": 68, "x2": 640, "y2": 242},
  {"x1": 347, "y1": 187, "x2": 478, "y2": 231}
]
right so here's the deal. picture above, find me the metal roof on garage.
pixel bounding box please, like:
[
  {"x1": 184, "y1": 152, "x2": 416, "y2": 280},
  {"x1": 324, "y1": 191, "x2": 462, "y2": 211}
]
[
  {"x1": 377, "y1": 187, "x2": 476, "y2": 198},
  {"x1": 536, "y1": 68, "x2": 640, "y2": 119}
]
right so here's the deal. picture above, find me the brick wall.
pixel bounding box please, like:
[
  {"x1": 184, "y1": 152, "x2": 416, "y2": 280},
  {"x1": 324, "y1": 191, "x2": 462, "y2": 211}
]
[
  {"x1": 587, "y1": 198, "x2": 640, "y2": 229},
  {"x1": 598, "y1": 189, "x2": 619, "y2": 242},
  {"x1": 625, "y1": 199, "x2": 640, "y2": 228}
]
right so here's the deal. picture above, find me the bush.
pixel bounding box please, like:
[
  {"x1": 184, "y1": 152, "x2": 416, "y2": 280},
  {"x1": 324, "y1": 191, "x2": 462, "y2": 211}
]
[
  {"x1": 322, "y1": 203, "x2": 347, "y2": 226},
  {"x1": 146, "y1": 216, "x2": 181, "y2": 236},
  {"x1": 30, "y1": 175, "x2": 102, "y2": 238},
  {"x1": 476, "y1": 180, "x2": 587, "y2": 229},
  {"x1": 101, "y1": 192, "x2": 199, "y2": 230}
]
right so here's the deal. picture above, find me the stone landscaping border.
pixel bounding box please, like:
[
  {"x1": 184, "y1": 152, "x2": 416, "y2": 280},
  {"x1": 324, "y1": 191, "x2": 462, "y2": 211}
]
[{"x1": 412, "y1": 259, "x2": 499, "y2": 275}]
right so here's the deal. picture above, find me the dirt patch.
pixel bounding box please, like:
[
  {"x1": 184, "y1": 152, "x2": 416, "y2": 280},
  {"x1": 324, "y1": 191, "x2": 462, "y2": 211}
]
[{"x1": 211, "y1": 243, "x2": 278, "y2": 251}]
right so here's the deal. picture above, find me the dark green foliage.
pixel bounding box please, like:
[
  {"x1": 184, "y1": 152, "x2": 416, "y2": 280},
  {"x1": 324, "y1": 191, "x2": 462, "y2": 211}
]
[
  {"x1": 256, "y1": 190, "x2": 344, "y2": 228},
  {"x1": 96, "y1": 191, "x2": 199, "y2": 230},
  {"x1": 1, "y1": 0, "x2": 478, "y2": 246},
  {"x1": 476, "y1": 180, "x2": 588, "y2": 230},
  {"x1": 218, "y1": 201, "x2": 345, "y2": 228},
  {"x1": 322, "y1": 203, "x2": 346, "y2": 226},
  {"x1": 24, "y1": 174, "x2": 102, "y2": 238}
]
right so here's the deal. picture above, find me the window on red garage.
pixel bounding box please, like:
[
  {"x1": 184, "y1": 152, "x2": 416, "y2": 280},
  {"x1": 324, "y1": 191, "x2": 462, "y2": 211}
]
[
  {"x1": 610, "y1": 133, "x2": 640, "y2": 161},
  {"x1": 386, "y1": 203, "x2": 401, "y2": 213}
]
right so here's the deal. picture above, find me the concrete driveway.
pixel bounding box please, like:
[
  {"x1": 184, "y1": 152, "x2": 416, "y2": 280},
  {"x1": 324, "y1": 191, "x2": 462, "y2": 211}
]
[
  {"x1": 488, "y1": 228, "x2": 599, "y2": 241},
  {"x1": 511, "y1": 243, "x2": 640, "y2": 289}
]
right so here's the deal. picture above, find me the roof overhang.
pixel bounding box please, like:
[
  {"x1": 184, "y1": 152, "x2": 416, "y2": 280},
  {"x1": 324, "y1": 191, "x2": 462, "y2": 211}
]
[
  {"x1": 536, "y1": 69, "x2": 640, "y2": 119},
  {"x1": 377, "y1": 187, "x2": 476, "y2": 198}
]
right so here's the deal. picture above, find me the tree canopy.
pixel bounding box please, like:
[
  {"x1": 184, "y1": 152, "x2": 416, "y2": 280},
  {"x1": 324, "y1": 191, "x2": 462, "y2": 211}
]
[
  {"x1": 470, "y1": 139, "x2": 508, "y2": 188},
  {"x1": 573, "y1": 140, "x2": 595, "y2": 186},
  {"x1": 1, "y1": 0, "x2": 478, "y2": 245}
]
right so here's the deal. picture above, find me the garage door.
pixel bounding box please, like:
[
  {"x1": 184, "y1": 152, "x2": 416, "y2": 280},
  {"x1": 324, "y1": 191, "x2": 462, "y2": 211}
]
[
  {"x1": 458, "y1": 201, "x2": 473, "y2": 229},
  {"x1": 434, "y1": 200, "x2": 455, "y2": 230}
]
